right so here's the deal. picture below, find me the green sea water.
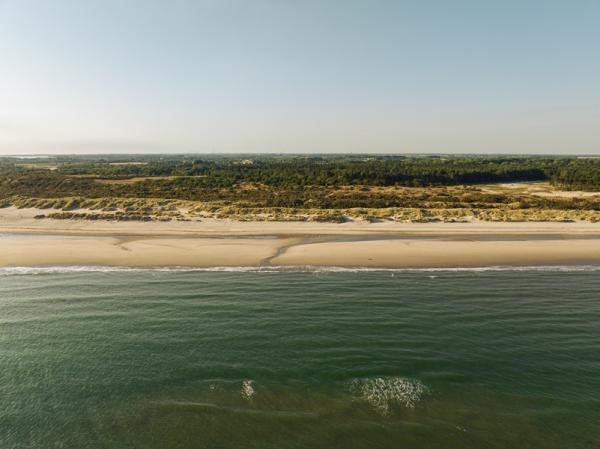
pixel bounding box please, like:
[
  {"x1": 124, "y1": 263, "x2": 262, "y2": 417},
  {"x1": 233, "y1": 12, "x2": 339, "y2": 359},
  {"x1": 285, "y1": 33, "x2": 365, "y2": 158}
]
[{"x1": 0, "y1": 267, "x2": 599, "y2": 449}]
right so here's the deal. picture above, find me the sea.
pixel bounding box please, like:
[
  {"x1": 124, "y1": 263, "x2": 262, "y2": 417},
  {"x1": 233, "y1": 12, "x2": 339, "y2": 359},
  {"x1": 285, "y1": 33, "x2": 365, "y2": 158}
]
[{"x1": 0, "y1": 266, "x2": 599, "y2": 449}]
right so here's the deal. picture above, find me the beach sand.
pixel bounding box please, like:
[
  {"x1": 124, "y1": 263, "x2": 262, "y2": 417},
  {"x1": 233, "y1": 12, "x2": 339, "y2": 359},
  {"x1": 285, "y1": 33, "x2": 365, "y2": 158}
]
[{"x1": 1, "y1": 207, "x2": 600, "y2": 268}]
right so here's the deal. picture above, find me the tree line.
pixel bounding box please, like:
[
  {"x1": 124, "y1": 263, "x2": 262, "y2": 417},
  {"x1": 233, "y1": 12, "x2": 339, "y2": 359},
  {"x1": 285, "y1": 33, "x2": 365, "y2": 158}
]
[{"x1": 1, "y1": 157, "x2": 599, "y2": 209}]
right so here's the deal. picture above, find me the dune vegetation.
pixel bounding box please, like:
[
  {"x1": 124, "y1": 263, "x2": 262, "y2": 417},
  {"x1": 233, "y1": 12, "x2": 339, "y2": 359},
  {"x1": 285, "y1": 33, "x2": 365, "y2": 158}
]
[{"x1": 1, "y1": 155, "x2": 599, "y2": 223}]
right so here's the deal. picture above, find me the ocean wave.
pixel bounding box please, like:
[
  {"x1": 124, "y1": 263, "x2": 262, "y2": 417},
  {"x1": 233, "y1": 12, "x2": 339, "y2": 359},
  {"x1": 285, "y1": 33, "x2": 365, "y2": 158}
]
[
  {"x1": 156, "y1": 400, "x2": 316, "y2": 418},
  {"x1": 349, "y1": 376, "x2": 428, "y2": 413},
  {"x1": 0, "y1": 265, "x2": 265, "y2": 275},
  {"x1": 1, "y1": 264, "x2": 600, "y2": 276},
  {"x1": 241, "y1": 380, "x2": 255, "y2": 400}
]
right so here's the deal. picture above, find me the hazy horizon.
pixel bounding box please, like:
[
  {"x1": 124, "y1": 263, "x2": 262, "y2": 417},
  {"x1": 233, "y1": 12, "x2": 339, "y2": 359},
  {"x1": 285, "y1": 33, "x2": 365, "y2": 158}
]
[
  {"x1": 2, "y1": 151, "x2": 600, "y2": 157},
  {"x1": 1, "y1": 0, "x2": 599, "y2": 155}
]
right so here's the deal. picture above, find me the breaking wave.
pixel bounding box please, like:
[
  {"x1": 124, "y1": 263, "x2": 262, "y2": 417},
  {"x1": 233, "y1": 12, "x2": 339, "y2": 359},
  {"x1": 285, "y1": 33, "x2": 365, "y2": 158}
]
[
  {"x1": 350, "y1": 377, "x2": 428, "y2": 413},
  {"x1": 241, "y1": 380, "x2": 255, "y2": 400}
]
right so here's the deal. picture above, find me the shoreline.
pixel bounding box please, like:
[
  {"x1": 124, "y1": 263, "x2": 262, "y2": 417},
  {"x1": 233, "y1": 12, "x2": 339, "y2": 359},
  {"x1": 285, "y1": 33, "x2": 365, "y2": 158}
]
[
  {"x1": 2, "y1": 207, "x2": 600, "y2": 268},
  {"x1": 2, "y1": 265, "x2": 600, "y2": 273}
]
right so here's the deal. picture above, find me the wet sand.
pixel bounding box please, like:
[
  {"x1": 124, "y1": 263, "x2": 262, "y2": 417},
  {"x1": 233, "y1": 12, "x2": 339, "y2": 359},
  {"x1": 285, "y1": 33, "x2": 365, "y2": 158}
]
[{"x1": 1, "y1": 233, "x2": 600, "y2": 268}]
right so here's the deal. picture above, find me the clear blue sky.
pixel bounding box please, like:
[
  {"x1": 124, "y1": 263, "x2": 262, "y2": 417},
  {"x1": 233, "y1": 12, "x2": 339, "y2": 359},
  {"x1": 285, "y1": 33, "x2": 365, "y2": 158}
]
[{"x1": 0, "y1": 0, "x2": 599, "y2": 154}]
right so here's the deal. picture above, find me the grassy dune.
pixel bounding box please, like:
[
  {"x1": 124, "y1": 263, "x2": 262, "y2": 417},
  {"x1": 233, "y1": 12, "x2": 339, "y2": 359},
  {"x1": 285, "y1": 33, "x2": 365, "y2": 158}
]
[
  {"x1": 3, "y1": 182, "x2": 600, "y2": 223},
  {"x1": 2, "y1": 155, "x2": 599, "y2": 223}
]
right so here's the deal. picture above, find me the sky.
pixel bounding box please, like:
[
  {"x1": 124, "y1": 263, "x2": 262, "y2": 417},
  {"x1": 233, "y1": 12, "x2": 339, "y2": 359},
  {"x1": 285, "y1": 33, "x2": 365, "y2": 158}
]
[{"x1": 0, "y1": 0, "x2": 599, "y2": 155}]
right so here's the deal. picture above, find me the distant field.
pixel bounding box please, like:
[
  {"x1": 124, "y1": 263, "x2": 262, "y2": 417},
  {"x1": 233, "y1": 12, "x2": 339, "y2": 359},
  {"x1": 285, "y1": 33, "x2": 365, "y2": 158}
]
[
  {"x1": 480, "y1": 181, "x2": 600, "y2": 198},
  {"x1": 93, "y1": 175, "x2": 207, "y2": 185},
  {"x1": 15, "y1": 163, "x2": 58, "y2": 170}
]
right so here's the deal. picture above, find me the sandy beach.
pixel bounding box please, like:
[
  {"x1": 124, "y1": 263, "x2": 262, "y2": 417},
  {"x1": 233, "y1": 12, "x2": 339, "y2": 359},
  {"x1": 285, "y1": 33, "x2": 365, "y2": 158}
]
[{"x1": 1, "y1": 207, "x2": 600, "y2": 268}]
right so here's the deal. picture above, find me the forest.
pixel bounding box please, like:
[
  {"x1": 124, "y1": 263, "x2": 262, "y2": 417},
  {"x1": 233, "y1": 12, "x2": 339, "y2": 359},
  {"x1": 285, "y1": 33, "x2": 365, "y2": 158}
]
[
  {"x1": 1, "y1": 155, "x2": 599, "y2": 222},
  {"x1": 1, "y1": 154, "x2": 599, "y2": 195}
]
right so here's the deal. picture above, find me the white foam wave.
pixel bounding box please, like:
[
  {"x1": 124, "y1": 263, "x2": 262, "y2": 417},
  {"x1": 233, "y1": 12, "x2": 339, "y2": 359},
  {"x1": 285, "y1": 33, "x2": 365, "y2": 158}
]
[
  {"x1": 0, "y1": 265, "x2": 262, "y2": 276},
  {"x1": 0, "y1": 264, "x2": 599, "y2": 276},
  {"x1": 241, "y1": 380, "x2": 255, "y2": 400},
  {"x1": 350, "y1": 377, "x2": 427, "y2": 413}
]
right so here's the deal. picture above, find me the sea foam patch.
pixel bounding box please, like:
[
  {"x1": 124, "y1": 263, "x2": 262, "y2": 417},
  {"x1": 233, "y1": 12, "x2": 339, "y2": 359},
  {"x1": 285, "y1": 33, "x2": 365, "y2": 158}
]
[
  {"x1": 350, "y1": 377, "x2": 428, "y2": 413},
  {"x1": 241, "y1": 380, "x2": 255, "y2": 400}
]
